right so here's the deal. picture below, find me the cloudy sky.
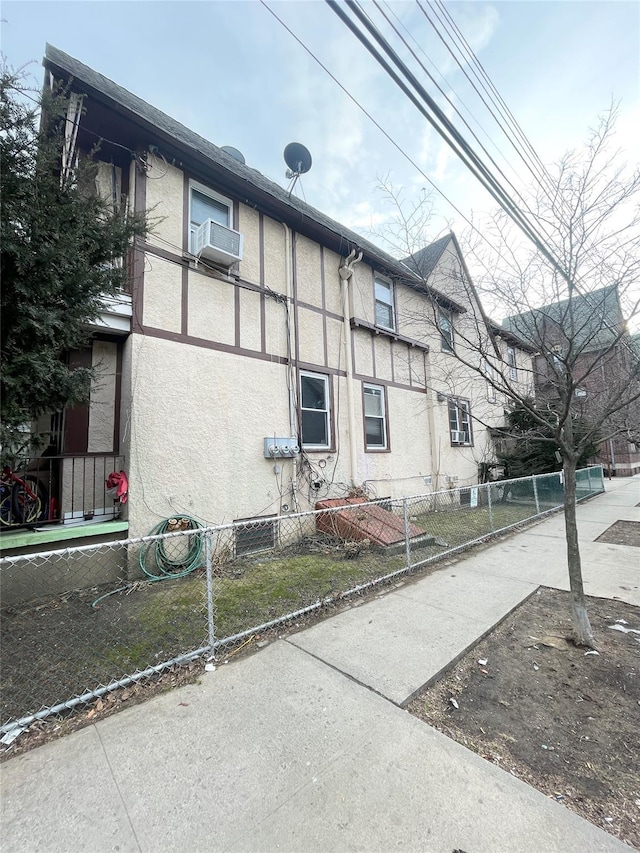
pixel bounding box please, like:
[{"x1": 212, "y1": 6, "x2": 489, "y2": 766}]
[{"x1": 3, "y1": 1, "x2": 639, "y2": 289}]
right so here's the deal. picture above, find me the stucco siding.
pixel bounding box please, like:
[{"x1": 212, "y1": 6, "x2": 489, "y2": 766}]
[
  {"x1": 297, "y1": 306, "x2": 325, "y2": 367},
  {"x1": 188, "y1": 270, "x2": 235, "y2": 345},
  {"x1": 145, "y1": 158, "x2": 183, "y2": 252},
  {"x1": 410, "y1": 350, "x2": 427, "y2": 389},
  {"x1": 295, "y1": 234, "x2": 323, "y2": 307},
  {"x1": 326, "y1": 317, "x2": 343, "y2": 370},
  {"x1": 392, "y1": 342, "x2": 411, "y2": 386},
  {"x1": 264, "y1": 297, "x2": 288, "y2": 358},
  {"x1": 122, "y1": 159, "x2": 524, "y2": 535},
  {"x1": 396, "y1": 283, "x2": 430, "y2": 343},
  {"x1": 350, "y1": 263, "x2": 375, "y2": 323},
  {"x1": 238, "y1": 204, "x2": 260, "y2": 285},
  {"x1": 263, "y1": 217, "x2": 287, "y2": 293},
  {"x1": 357, "y1": 385, "x2": 432, "y2": 499},
  {"x1": 239, "y1": 287, "x2": 262, "y2": 352},
  {"x1": 143, "y1": 256, "x2": 182, "y2": 333},
  {"x1": 323, "y1": 248, "x2": 343, "y2": 316},
  {"x1": 126, "y1": 335, "x2": 293, "y2": 537},
  {"x1": 87, "y1": 340, "x2": 117, "y2": 453},
  {"x1": 354, "y1": 331, "x2": 374, "y2": 377},
  {"x1": 374, "y1": 337, "x2": 393, "y2": 382}
]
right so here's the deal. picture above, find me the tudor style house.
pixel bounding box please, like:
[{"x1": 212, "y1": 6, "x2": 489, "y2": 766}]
[{"x1": 2, "y1": 45, "x2": 533, "y2": 546}]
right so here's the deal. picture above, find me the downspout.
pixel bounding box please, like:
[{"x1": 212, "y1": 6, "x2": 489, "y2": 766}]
[
  {"x1": 422, "y1": 350, "x2": 440, "y2": 491},
  {"x1": 281, "y1": 222, "x2": 299, "y2": 509},
  {"x1": 339, "y1": 250, "x2": 363, "y2": 487}
]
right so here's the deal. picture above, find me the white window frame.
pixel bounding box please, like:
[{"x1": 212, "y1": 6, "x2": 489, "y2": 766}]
[
  {"x1": 299, "y1": 370, "x2": 331, "y2": 450},
  {"x1": 552, "y1": 346, "x2": 565, "y2": 372},
  {"x1": 363, "y1": 383, "x2": 388, "y2": 450},
  {"x1": 439, "y1": 307, "x2": 454, "y2": 353},
  {"x1": 484, "y1": 359, "x2": 497, "y2": 402},
  {"x1": 448, "y1": 398, "x2": 473, "y2": 446},
  {"x1": 188, "y1": 180, "x2": 233, "y2": 253},
  {"x1": 374, "y1": 277, "x2": 395, "y2": 331},
  {"x1": 506, "y1": 346, "x2": 518, "y2": 381}
]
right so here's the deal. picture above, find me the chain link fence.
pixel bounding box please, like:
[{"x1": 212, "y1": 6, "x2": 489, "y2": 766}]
[{"x1": 0, "y1": 466, "x2": 605, "y2": 736}]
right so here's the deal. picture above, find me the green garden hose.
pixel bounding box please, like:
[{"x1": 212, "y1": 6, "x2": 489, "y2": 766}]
[
  {"x1": 138, "y1": 515, "x2": 204, "y2": 580},
  {"x1": 91, "y1": 516, "x2": 205, "y2": 609}
]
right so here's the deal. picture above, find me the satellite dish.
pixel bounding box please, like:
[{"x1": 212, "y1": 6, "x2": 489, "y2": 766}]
[
  {"x1": 221, "y1": 145, "x2": 246, "y2": 165},
  {"x1": 284, "y1": 142, "x2": 312, "y2": 176}
]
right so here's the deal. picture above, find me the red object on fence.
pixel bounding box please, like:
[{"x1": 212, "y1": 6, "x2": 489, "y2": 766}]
[{"x1": 106, "y1": 471, "x2": 129, "y2": 504}]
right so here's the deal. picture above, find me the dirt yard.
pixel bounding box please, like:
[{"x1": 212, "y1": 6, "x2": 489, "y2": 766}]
[
  {"x1": 596, "y1": 519, "x2": 640, "y2": 547},
  {"x1": 408, "y1": 588, "x2": 640, "y2": 848}
]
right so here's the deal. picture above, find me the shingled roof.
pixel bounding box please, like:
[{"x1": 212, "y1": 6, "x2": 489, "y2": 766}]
[
  {"x1": 502, "y1": 285, "x2": 624, "y2": 354},
  {"x1": 45, "y1": 46, "x2": 489, "y2": 318},
  {"x1": 401, "y1": 234, "x2": 452, "y2": 280},
  {"x1": 44, "y1": 44, "x2": 421, "y2": 285}
]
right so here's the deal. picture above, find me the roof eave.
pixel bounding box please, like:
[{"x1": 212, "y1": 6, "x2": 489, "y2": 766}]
[{"x1": 42, "y1": 46, "x2": 419, "y2": 283}]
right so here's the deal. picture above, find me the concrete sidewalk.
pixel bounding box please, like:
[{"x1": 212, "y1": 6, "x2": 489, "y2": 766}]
[
  {"x1": 291, "y1": 476, "x2": 639, "y2": 706},
  {"x1": 2, "y1": 477, "x2": 638, "y2": 853}
]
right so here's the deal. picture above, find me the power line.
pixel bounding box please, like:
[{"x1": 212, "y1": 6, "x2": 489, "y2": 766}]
[
  {"x1": 419, "y1": 0, "x2": 640, "y2": 330},
  {"x1": 368, "y1": 0, "x2": 546, "y2": 233},
  {"x1": 379, "y1": 0, "x2": 523, "y2": 183},
  {"x1": 430, "y1": 0, "x2": 558, "y2": 200},
  {"x1": 260, "y1": 0, "x2": 637, "y2": 353},
  {"x1": 258, "y1": 0, "x2": 506, "y2": 264},
  {"x1": 327, "y1": 0, "x2": 572, "y2": 281}
]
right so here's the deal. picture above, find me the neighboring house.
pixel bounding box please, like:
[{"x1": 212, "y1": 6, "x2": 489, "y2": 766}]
[
  {"x1": 503, "y1": 285, "x2": 640, "y2": 477},
  {"x1": 402, "y1": 235, "x2": 535, "y2": 480},
  {"x1": 4, "y1": 45, "x2": 532, "y2": 546}
]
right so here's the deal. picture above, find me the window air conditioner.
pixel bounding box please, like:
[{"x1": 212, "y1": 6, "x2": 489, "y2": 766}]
[
  {"x1": 194, "y1": 219, "x2": 243, "y2": 267},
  {"x1": 451, "y1": 430, "x2": 467, "y2": 444}
]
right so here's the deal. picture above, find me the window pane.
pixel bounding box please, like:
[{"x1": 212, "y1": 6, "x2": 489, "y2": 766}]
[
  {"x1": 439, "y1": 309, "x2": 453, "y2": 352},
  {"x1": 191, "y1": 190, "x2": 229, "y2": 227},
  {"x1": 365, "y1": 417, "x2": 384, "y2": 446},
  {"x1": 301, "y1": 410, "x2": 327, "y2": 446},
  {"x1": 375, "y1": 280, "x2": 394, "y2": 329},
  {"x1": 448, "y1": 401, "x2": 459, "y2": 431},
  {"x1": 301, "y1": 375, "x2": 326, "y2": 410},
  {"x1": 364, "y1": 387, "x2": 382, "y2": 417},
  {"x1": 459, "y1": 401, "x2": 472, "y2": 442},
  {"x1": 375, "y1": 280, "x2": 391, "y2": 304},
  {"x1": 375, "y1": 302, "x2": 393, "y2": 328}
]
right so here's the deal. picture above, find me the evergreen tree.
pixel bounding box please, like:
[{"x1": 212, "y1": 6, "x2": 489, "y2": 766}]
[
  {"x1": 497, "y1": 399, "x2": 600, "y2": 479},
  {"x1": 1, "y1": 68, "x2": 147, "y2": 459}
]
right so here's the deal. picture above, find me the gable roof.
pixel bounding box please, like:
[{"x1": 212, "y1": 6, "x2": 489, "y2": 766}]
[
  {"x1": 400, "y1": 234, "x2": 467, "y2": 313},
  {"x1": 401, "y1": 234, "x2": 452, "y2": 280},
  {"x1": 502, "y1": 285, "x2": 624, "y2": 354}
]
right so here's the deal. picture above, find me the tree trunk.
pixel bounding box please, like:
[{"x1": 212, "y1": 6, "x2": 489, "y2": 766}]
[{"x1": 563, "y1": 458, "x2": 596, "y2": 647}]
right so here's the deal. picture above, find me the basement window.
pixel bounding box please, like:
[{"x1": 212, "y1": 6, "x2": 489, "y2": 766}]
[{"x1": 234, "y1": 515, "x2": 277, "y2": 556}]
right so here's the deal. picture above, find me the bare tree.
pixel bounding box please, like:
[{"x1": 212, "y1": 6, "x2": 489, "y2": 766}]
[{"x1": 371, "y1": 107, "x2": 640, "y2": 647}]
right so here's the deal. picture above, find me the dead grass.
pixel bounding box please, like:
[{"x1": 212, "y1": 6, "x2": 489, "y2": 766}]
[{"x1": 1, "y1": 504, "x2": 552, "y2": 732}]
